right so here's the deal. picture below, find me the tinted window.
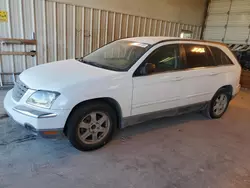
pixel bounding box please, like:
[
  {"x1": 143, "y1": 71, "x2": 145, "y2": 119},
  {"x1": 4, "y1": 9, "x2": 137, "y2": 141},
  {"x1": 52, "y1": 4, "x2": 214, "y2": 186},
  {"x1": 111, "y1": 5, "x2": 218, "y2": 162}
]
[
  {"x1": 209, "y1": 46, "x2": 234, "y2": 66},
  {"x1": 183, "y1": 44, "x2": 214, "y2": 68},
  {"x1": 145, "y1": 44, "x2": 182, "y2": 74}
]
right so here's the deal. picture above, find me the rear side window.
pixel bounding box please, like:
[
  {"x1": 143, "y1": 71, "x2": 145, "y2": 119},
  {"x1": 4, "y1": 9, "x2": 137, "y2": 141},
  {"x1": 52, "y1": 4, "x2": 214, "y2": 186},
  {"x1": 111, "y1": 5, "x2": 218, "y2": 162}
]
[
  {"x1": 183, "y1": 44, "x2": 215, "y2": 68},
  {"x1": 209, "y1": 46, "x2": 234, "y2": 66}
]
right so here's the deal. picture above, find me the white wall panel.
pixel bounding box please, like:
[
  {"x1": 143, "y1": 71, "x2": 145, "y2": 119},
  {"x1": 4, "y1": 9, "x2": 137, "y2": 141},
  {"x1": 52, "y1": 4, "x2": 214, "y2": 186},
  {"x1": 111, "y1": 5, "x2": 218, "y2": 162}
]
[
  {"x1": 0, "y1": 0, "x2": 13, "y2": 85},
  {"x1": 0, "y1": 0, "x2": 201, "y2": 85},
  {"x1": 23, "y1": 0, "x2": 36, "y2": 69},
  {"x1": 53, "y1": 0, "x2": 206, "y2": 26},
  {"x1": 35, "y1": 0, "x2": 46, "y2": 65}
]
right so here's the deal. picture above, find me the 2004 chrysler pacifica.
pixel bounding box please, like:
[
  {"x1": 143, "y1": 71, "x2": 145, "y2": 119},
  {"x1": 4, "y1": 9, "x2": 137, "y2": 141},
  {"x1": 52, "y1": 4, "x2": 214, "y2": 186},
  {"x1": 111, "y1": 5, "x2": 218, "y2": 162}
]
[{"x1": 4, "y1": 37, "x2": 241, "y2": 151}]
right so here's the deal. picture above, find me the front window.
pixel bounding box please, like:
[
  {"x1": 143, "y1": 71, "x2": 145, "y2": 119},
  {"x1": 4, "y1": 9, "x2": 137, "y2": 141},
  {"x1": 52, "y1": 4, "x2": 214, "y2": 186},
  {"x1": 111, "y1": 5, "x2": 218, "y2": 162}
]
[{"x1": 77, "y1": 40, "x2": 150, "y2": 71}]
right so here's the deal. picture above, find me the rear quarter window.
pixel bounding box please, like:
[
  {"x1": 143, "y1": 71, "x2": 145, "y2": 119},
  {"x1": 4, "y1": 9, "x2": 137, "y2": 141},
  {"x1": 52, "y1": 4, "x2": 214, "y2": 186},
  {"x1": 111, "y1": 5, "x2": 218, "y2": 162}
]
[{"x1": 209, "y1": 46, "x2": 234, "y2": 66}]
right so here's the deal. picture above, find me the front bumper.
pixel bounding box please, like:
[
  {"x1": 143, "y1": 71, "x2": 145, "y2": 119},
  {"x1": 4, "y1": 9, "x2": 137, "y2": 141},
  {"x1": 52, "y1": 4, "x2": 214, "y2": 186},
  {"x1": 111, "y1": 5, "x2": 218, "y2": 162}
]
[{"x1": 4, "y1": 90, "x2": 71, "y2": 137}]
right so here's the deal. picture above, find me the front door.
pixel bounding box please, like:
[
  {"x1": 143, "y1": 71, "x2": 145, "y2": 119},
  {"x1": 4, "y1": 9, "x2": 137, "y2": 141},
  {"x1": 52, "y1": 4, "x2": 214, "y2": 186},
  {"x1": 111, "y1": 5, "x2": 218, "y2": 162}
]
[{"x1": 131, "y1": 44, "x2": 185, "y2": 116}]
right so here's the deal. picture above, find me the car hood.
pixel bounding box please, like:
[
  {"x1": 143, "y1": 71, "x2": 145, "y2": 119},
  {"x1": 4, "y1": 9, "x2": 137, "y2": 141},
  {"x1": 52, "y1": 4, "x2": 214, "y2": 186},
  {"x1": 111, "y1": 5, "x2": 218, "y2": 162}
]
[{"x1": 19, "y1": 59, "x2": 119, "y2": 91}]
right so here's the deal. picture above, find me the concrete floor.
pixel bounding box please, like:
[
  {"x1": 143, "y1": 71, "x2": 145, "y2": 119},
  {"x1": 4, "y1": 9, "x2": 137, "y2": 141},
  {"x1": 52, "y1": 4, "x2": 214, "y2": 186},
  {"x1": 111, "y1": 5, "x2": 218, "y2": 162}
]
[{"x1": 0, "y1": 90, "x2": 250, "y2": 188}]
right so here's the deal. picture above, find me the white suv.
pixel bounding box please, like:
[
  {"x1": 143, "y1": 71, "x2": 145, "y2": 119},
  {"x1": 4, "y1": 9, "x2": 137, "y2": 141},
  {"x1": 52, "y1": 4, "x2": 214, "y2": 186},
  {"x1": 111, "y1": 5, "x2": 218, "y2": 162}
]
[{"x1": 4, "y1": 37, "x2": 241, "y2": 151}]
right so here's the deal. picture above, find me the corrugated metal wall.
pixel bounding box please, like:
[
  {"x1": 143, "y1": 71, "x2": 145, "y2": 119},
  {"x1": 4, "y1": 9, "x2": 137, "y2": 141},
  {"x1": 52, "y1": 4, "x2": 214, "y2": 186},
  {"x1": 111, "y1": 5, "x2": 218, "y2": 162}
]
[
  {"x1": 0, "y1": 0, "x2": 37, "y2": 85},
  {"x1": 0, "y1": 0, "x2": 202, "y2": 86},
  {"x1": 204, "y1": 0, "x2": 250, "y2": 45}
]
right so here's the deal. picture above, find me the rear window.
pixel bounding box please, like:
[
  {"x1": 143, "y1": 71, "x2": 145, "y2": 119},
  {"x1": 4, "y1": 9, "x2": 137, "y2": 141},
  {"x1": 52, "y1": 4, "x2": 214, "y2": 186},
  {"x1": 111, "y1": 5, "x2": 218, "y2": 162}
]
[{"x1": 209, "y1": 46, "x2": 234, "y2": 66}]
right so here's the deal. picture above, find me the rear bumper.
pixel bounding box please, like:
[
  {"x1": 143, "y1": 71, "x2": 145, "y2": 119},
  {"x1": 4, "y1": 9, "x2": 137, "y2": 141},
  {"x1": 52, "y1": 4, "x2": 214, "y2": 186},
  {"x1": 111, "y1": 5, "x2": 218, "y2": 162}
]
[
  {"x1": 232, "y1": 84, "x2": 241, "y2": 98},
  {"x1": 4, "y1": 90, "x2": 70, "y2": 138}
]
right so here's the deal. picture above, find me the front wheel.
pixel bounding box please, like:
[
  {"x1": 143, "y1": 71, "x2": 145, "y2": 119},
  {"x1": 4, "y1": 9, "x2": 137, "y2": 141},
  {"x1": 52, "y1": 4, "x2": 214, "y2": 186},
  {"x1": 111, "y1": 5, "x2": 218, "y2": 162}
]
[
  {"x1": 66, "y1": 102, "x2": 116, "y2": 151},
  {"x1": 203, "y1": 89, "x2": 230, "y2": 119}
]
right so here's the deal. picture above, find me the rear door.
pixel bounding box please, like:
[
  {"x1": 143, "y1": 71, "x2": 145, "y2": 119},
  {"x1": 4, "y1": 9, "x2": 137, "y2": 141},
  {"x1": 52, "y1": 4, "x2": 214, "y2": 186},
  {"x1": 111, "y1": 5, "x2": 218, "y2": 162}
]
[
  {"x1": 208, "y1": 45, "x2": 236, "y2": 92},
  {"x1": 179, "y1": 43, "x2": 217, "y2": 106}
]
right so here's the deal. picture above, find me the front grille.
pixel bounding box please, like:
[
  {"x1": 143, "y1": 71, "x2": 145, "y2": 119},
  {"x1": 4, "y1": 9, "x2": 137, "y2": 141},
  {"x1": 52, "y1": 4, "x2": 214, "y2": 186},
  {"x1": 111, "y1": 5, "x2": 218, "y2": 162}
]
[{"x1": 12, "y1": 77, "x2": 29, "y2": 101}]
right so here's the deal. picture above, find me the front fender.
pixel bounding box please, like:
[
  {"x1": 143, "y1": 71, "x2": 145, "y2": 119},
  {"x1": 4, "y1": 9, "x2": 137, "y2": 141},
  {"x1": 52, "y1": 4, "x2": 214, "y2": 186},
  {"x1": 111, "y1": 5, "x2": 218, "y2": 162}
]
[{"x1": 51, "y1": 79, "x2": 132, "y2": 118}]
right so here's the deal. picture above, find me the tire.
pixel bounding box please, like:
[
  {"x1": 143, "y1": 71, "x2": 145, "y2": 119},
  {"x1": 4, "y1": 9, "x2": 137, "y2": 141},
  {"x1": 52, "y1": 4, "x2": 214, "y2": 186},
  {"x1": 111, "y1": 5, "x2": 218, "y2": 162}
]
[
  {"x1": 203, "y1": 88, "x2": 230, "y2": 119},
  {"x1": 66, "y1": 102, "x2": 117, "y2": 151}
]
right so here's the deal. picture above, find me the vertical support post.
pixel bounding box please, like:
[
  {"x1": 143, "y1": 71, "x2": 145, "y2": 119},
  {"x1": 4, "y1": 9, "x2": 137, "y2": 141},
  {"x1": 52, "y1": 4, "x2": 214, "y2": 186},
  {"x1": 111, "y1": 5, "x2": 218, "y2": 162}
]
[
  {"x1": 149, "y1": 18, "x2": 152, "y2": 35},
  {"x1": 105, "y1": 11, "x2": 109, "y2": 44},
  {"x1": 6, "y1": 0, "x2": 15, "y2": 83},
  {"x1": 167, "y1": 22, "x2": 172, "y2": 36},
  {"x1": 163, "y1": 21, "x2": 167, "y2": 36},
  {"x1": 81, "y1": 7, "x2": 85, "y2": 56},
  {"x1": 143, "y1": 18, "x2": 146, "y2": 36},
  {"x1": 125, "y1": 15, "x2": 129, "y2": 37},
  {"x1": 119, "y1": 14, "x2": 123, "y2": 39},
  {"x1": 172, "y1": 23, "x2": 176, "y2": 37},
  {"x1": 153, "y1": 20, "x2": 157, "y2": 36},
  {"x1": 176, "y1": 23, "x2": 180, "y2": 37},
  {"x1": 43, "y1": 0, "x2": 47, "y2": 63},
  {"x1": 89, "y1": 8, "x2": 93, "y2": 53},
  {"x1": 158, "y1": 20, "x2": 162, "y2": 36},
  {"x1": 53, "y1": 2, "x2": 57, "y2": 61},
  {"x1": 31, "y1": 0, "x2": 37, "y2": 66},
  {"x1": 132, "y1": 15, "x2": 135, "y2": 36},
  {"x1": 97, "y1": 10, "x2": 101, "y2": 48},
  {"x1": 137, "y1": 17, "x2": 141, "y2": 36},
  {"x1": 19, "y1": 0, "x2": 27, "y2": 70},
  {"x1": 63, "y1": 4, "x2": 67, "y2": 59},
  {"x1": 112, "y1": 12, "x2": 116, "y2": 41},
  {"x1": 72, "y1": 5, "x2": 76, "y2": 56}
]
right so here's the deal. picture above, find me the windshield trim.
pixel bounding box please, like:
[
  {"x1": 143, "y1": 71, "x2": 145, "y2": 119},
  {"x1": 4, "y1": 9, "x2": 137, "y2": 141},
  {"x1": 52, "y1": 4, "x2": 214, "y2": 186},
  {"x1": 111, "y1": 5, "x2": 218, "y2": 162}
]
[{"x1": 76, "y1": 59, "x2": 125, "y2": 72}]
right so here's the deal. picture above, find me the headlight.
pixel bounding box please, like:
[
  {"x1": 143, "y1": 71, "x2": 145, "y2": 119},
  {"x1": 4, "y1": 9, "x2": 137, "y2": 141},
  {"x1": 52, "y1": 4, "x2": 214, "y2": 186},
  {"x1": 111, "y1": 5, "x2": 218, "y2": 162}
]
[{"x1": 26, "y1": 90, "x2": 60, "y2": 109}]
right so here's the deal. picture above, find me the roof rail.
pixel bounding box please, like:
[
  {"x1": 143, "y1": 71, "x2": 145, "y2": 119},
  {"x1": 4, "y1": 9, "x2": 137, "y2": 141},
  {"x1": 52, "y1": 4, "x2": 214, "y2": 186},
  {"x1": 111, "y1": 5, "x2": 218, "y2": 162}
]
[{"x1": 154, "y1": 38, "x2": 227, "y2": 47}]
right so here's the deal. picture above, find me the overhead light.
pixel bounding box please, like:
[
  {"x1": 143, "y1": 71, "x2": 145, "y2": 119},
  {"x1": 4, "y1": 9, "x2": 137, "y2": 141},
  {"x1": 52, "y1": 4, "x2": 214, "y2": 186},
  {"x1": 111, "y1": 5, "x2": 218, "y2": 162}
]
[{"x1": 191, "y1": 47, "x2": 205, "y2": 53}]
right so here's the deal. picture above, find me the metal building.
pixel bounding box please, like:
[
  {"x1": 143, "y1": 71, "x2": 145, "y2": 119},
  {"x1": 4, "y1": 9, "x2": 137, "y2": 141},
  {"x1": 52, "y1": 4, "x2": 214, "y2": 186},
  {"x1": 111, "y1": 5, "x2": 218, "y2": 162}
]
[{"x1": 0, "y1": 0, "x2": 203, "y2": 86}]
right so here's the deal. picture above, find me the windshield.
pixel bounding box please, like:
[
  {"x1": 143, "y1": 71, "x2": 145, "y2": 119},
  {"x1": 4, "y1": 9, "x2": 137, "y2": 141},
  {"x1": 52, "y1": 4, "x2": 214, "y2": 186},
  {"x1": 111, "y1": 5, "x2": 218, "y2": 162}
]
[{"x1": 77, "y1": 40, "x2": 150, "y2": 71}]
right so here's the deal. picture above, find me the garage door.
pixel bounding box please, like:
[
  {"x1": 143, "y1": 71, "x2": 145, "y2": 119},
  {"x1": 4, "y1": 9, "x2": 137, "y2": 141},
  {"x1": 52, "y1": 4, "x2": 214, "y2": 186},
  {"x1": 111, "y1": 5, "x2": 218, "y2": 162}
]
[{"x1": 204, "y1": 0, "x2": 250, "y2": 45}]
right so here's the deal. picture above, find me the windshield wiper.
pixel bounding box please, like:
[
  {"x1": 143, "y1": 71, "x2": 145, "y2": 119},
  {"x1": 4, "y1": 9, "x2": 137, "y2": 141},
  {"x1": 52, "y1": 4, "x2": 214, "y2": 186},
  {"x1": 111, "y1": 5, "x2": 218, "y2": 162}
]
[
  {"x1": 76, "y1": 58, "x2": 125, "y2": 71},
  {"x1": 76, "y1": 58, "x2": 95, "y2": 66},
  {"x1": 77, "y1": 58, "x2": 106, "y2": 68}
]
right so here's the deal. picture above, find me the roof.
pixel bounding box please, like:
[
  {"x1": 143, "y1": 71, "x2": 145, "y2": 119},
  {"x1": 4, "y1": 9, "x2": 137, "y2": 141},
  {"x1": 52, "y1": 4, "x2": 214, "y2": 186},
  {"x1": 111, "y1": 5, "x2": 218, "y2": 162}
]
[
  {"x1": 122, "y1": 37, "x2": 181, "y2": 45},
  {"x1": 122, "y1": 37, "x2": 227, "y2": 47}
]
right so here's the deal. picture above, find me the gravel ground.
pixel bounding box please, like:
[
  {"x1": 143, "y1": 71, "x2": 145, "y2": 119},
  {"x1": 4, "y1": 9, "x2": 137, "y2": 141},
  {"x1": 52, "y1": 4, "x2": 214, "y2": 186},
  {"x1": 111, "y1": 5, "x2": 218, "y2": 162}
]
[{"x1": 0, "y1": 90, "x2": 250, "y2": 188}]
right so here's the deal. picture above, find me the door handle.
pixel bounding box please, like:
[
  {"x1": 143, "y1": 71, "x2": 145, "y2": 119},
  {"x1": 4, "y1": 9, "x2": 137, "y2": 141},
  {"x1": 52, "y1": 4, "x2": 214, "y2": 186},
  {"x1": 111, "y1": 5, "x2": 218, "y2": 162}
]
[
  {"x1": 30, "y1": 50, "x2": 36, "y2": 57},
  {"x1": 209, "y1": 72, "x2": 219, "y2": 76},
  {"x1": 171, "y1": 76, "x2": 183, "y2": 81}
]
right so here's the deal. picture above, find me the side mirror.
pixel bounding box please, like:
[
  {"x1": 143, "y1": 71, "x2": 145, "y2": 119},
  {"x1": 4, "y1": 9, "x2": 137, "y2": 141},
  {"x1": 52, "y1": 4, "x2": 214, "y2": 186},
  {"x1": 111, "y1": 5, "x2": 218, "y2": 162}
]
[{"x1": 140, "y1": 63, "x2": 155, "y2": 75}]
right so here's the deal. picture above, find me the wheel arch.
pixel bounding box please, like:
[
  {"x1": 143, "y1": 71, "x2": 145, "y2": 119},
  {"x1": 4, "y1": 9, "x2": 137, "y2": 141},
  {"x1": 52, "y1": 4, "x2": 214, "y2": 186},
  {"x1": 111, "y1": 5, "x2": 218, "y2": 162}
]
[
  {"x1": 63, "y1": 97, "x2": 123, "y2": 135},
  {"x1": 215, "y1": 85, "x2": 233, "y2": 99}
]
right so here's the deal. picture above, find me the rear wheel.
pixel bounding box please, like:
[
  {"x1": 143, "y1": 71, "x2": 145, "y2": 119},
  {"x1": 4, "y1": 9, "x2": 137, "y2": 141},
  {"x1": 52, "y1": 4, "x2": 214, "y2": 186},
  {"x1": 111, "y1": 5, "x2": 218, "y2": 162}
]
[
  {"x1": 203, "y1": 89, "x2": 230, "y2": 119},
  {"x1": 66, "y1": 102, "x2": 116, "y2": 151}
]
